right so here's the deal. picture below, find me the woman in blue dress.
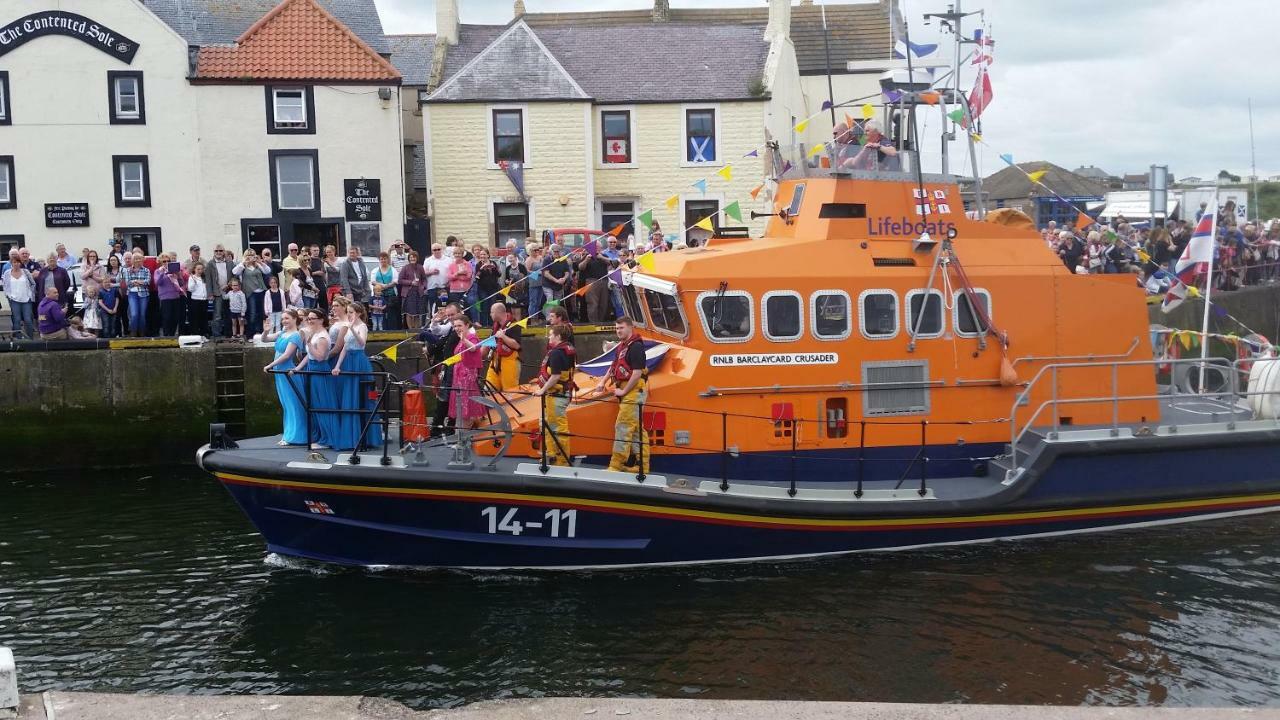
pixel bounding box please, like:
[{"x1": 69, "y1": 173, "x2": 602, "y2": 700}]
[
  {"x1": 262, "y1": 309, "x2": 307, "y2": 445},
  {"x1": 331, "y1": 303, "x2": 383, "y2": 450},
  {"x1": 291, "y1": 308, "x2": 339, "y2": 450}
]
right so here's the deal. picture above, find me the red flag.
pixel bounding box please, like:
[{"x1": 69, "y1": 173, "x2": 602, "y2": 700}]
[{"x1": 967, "y1": 67, "x2": 993, "y2": 126}]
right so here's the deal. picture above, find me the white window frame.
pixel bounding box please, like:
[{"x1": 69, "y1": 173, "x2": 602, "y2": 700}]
[
  {"x1": 491, "y1": 199, "x2": 533, "y2": 248},
  {"x1": 113, "y1": 76, "x2": 140, "y2": 119},
  {"x1": 272, "y1": 87, "x2": 307, "y2": 129},
  {"x1": 275, "y1": 154, "x2": 316, "y2": 211},
  {"x1": 761, "y1": 290, "x2": 804, "y2": 342},
  {"x1": 810, "y1": 289, "x2": 853, "y2": 341},
  {"x1": 118, "y1": 161, "x2": 146, "y2": 202},
  {"x1": 0, "y1": 73, "x2": 8, "y2": 123},
  {"x1": 597, "y1": 105, "x2": 637, "y2": 169},
  {"x1": 952, "y1": 289, "x2": 993, "y2": 338},
  {"x1": 0, "y1": 159, "x2": 11, "y2": 204},
  {"x1": 680, "y1": 103, "x2": 722, "y2": 168},
  {"x1": 857, "y1": 288, "x2": 899, "y2": 340},
  {"x1": 642, "y1": 288, "x2": 690, "y2": 341},
  {"x1": 904, "y1": 289, "x2": 946, "y2": 340},
  {"x1": 696, "y1": 289, "x2": 754, "y2": 344},
  {"x1": 487, "y1": 104, "x2": 530, "y2": 169}
]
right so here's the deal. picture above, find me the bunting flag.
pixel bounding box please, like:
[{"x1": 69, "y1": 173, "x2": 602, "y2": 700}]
[
  {"x1": 479, "y1": 336, "x2": 498, "y2": 348},
  {"x1": 999, "y1": 153, "x2": 1014, "y2": 166},
  {"x1": 970, "y1": 133, "x2": 982, "y2": 142},
  {"x1": 717, "y1": 166, "x2": 733, "y2": 182},
  {"x1": 583, "y1": 238, "x2": 600, "y2": 255},
  {"x1": 1076, "y1": 210, "x2": 1094, "y2": 229},
  {"x1": 637, "y1": 210, "x2": 654, "y2": 230},
  {"x1": 1027, "y1": 169, "x2": 1047, "y2": 184},
  {"x1": 382, "y1": 342, "x2": 399, "y2": 362},
  {"x1": 665, "y1": 194, "x2": 679, "y2": 211},
  {"x1": 512, "y1": 317, "x2": 530, "y2": 328},
  {"x1": 750, "y1": 183, "x2": 764, "y2": 200},
  {"x1": 692, "y1": 179, "x2": 708, "y2": 194},
  {"x1": 743, "y1": 149, "x2": 759, "y2": 158},
  {"x1": 410, "y1": 370, "x2": 426, "y2": 385},
  {"x1": 919, "y1": 91, "x2": 940, "y2": 105},
  {"x1": 807, "y1": 142, "x2": 826, "y2": 158},
  {"x1": 794, "y1": 119, "x2": 810, "y2": 133},
  {"x1": 608, "y1": 268, "x2": 624, "y2": 285},
  {"x1": 844, "y1": 112, "x2": 855, "y2": 129},
  {"x1": 861, "y1": 103, "x2": 875, "y2": 120},
  {"x1": 574, "y1": 284, "x2": 590, "y2": 297},
  {"x1": 968, "y1": 64, "x2": 994, "y2": 124},
  {"x1": 443, "y1": 354, "x2": 462, "y2": 367},
  {"x1": 820, "y1": 100, "x2": 833, "y2": 112},
  {"x1": 781, "y1": 160, "x2": 793, "y2": 176},
  {"x1": 637, "y1": 252, "x2": 656, "y2": 271},
  {"x1": 694, "y1": 216, "x2": 716, "y2": 233},
  {"x1": 499, "y1": 285, "x2": 512, "y2": 300},
  {"x1": 723, "y1": 200, "x2": 743, "y2": 223},
  {"x1": 1175, "y1": 205, "x2": 1216, "y2": 282},
  {"x1": 947, "y1": 108, "x2": 965, "y2": 123}
]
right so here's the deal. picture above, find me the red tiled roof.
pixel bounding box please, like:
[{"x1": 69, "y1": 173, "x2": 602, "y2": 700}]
[{"x1": 195, "y1": 0, "x2": 400, "y2": 82}]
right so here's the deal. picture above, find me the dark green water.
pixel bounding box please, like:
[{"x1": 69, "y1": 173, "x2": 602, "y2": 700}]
[{"x1": 3, "y1": 468, "x2": 1280, "y2": 709}]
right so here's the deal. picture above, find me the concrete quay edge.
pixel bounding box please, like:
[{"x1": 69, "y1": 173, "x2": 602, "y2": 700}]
[{"x1": 15, "y1": 693, "x2": 1280, "y2": 720}]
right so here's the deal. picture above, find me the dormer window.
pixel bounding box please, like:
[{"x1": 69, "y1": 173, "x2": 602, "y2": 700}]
[
  {"x1": 108, "y1": 71, "x2": 145, "y2": 125},
  {"x1": 267, "y1": 86, "x2": 315, "y2": 134}
]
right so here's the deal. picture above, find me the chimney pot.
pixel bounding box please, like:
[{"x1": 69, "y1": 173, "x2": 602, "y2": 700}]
[
  {"x1": 766, "y1": 0, "x2": 792, "y2": 38},
  {"x1": 514, "y1": 0, "x2": 526, "y2": 16},
  {"x1": 652, "y1": 0, "x2": 670, "y2": 22},
  {"x1": 437, "y1": 0, "x2": 459, "y2": 45}
]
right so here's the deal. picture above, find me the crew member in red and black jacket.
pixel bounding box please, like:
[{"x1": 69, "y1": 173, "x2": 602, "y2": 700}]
[
  {"x1": 602, "y1": 316, "x2": 649, "y2": 473},
  {"x1": 534, "y1": 323, "x2": 576, "y2": 466}
]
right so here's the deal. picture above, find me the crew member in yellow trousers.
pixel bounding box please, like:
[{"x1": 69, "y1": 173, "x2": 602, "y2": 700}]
[
  {"x1": 604, "y1": 317, "x2": 649, "y2": 474},
  {"x1": 484, "y1": 302, "x2": 523, "y2": 391},
  {"x1": 534, "y1": 323, "x2": 576, "y2": 466}
]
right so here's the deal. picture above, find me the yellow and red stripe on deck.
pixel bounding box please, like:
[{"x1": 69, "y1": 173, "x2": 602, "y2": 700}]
[{"x1": 217, "y1": 473, "x2": 1280, "y2": 533}]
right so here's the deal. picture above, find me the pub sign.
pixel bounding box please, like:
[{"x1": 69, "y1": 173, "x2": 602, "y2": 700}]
[{"x1": 344, "y1": 179, "x2": 382, "y2": 222}]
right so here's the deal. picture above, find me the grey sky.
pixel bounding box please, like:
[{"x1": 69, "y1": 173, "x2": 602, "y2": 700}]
[{"x1": 374, "y1": 0, "x2": 1277, "y2": 180}]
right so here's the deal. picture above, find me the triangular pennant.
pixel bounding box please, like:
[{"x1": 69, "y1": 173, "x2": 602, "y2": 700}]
[
  {"x1": 637, "y1": 210, "x2": 654, "y2": 230},
  {"x1": 820, "y1": 100, "x2": 833, "y2": 111},
  {"x1": 861, "y1": 103, "x2": 875, "y2": 120},
  {"x1": 716, "y1": 166, "x2": 733, "y2": 182},
  {"x1": 608, "y1": 268, "x2": 623, "y2": 285},
  {"x1": 1178, "y1": 331, "x2": 1191, "y2": 351},
  {"x1": 970, "y1": 133, "x2": 982, "y2": 142},
  {"x1": 947, "y1": 108, "x2": 965, "y2": 123},
  {"x1": 383, "y1": 343, "x2": 399, "y2": 362},
  {"x1": 410, "y1": 370, "x2": 426, "y2": 384},
  {"x1": 694, "y1": 216, "x2": 715, "y2": 233},
  {"x1": 743, "y1": 149, "x2": 759, "y2": 158},
  {"x1": 479, "y1": 336, "x2": 498, "y2": 348},
  {"x1": 807, "y1": 142, "x2": 826, "y2": 158},
  {"x1": 512, "y1": 317, "x2": 530, "y2": 328},
  {"x1": 723, "y1": 200, "x2": 742, "y2": 223},
  {"x1": 999, "y1": 153, "x2": 1014, "y2": 166},
  {"x1": 749, "y1": 183, "x2": 764, "y2": 200},
  {"x1": 636, "y1": 252, "x2": 656, "y2": 272},
  {"x1": 1027, "y1": 169, "x2": 1047, "y2": 184},
  {"x1": 692, "y1": 179, "x2": 708, "y2": 194},
  {"x1": 794, "y1": 119, "x2": 810, "y2": 133},
  {"x1": 781, "y1": 160, "x2": 793, "y2": 175},
  {"x1": 665, "y1": 194, "x2": 679, "y2": 211},
  {"x1": 583, "y1": 238, "x2": 601, "y2": 255},
  {"x1": 1076, "y1": 210, "x2": 1093, "y2": 229},
  {"x1": 499, "y1": 285, "x2": 512, "y2": 300},
  {"x1": 443, "y1": 354, "x2": 462, "y2": 367},
  {"x1": 844, "y1": 112, "x2": 855, "y2": 129},
  {"x1": 574, "y1": 284, "x2": 590, "y2": 297}
]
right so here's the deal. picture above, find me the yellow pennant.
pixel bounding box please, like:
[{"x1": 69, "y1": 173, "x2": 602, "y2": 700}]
[
  {"x1": 1178, "y1": 331, "x2": 1192, "y2": 351},
  {"x1": 861, "y1": 103, "x2": 875, "y2": 120},
  {"x1": 443, "y1": 353, "x2": 462, "y2": 367},
  {"x1": 717, "y1": 165, "x2": 733, "y2": 182},
  {"x1": 1137, "y1": 249, "x2": 1151, "y2": 263},
  {"x1": 794, "y1": 119, "x2": 810, "y2": 133},
  {"x1": 1188, "y1": 286, "x2": 1201, "y2": 298},
  {"x1": 499, "y1": 285, "x2": 512, "y2": 300},
  {"x1": 807, "y1": 142, "x2": 826, "y2": 158},
  {"x1": 383, "y1": 342, "x2": 399, "y2": 362},
  {"x1": 1027, "y1": 169, "x2": 1047, "y2": 184},
  {"x1": 637, "y1": 252, "x2": 656, "y2": 272},
  {"x1": 665, "y1": 195, "x2": 679, "y2": 211},
  {"x1": 512, "y1": 317, "x2": 530, "y2": 328},
  {"x1": 694, "y1": 216, "x2": 715, "y2": 232},
  {"x1": 970, "y1": 133, "x2": 982, "y2": 142}
]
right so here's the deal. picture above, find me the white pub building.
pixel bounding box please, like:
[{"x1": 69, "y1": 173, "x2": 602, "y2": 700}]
[{"x1": 0, "y1": 0, "x2": 405, "y2": 261}]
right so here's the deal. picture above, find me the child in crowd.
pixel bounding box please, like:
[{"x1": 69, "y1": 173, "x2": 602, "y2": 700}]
[
  {"x1": 68, "y1": 317, "x2": 95, "y2": 340},
  {"x1": 227, "y1": 279, "x2": 247, "y2": 338},
  {"x1": 98, "y1": 277, "x2": 120, "y2": 339},
  {"x1": 263, "y1": 274, "x2": 285, "y2": 334},
  {"x1": 187, "y1": 262, "x2": 208, "y2": 336},
  {"x1": 81, "y1": 285, "x2": 102, "y2": 337},
  {"x1": 370, "y1": 293, "x2": 386, "y2": 332}
]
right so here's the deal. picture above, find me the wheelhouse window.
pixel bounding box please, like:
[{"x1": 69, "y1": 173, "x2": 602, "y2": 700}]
[
  {"x1": 269, "y1": 150, "x2": 318, "y2": 212},
  {"x1": 954, "y1": 290, "x2": 992, "y2": 337},
  {"x1": 643, "y1": 289, "x2": 687, "y2": 338},
  {"x1": 621, "y1": 284, "x2": 647, "y2": 327},
  {"x1": 859, "y1": 290, "x2": 898, "y2": 339},
  {"x1": 762, "y1": 291, "x2": 803, "y2": 341},
  {"x1": 811, "y1": 290, "x2": 851, "y2": 340},
  {"x1": 786, "y1": 184, "x2": 806, "y2": 217},
  {"x1": 492, "y1": 108, "x2": 525, "y2": 164},
  {"x1": 0, "y1": 156, "x2": 14, "y2": 209},
  {"x1": 494, "y1": 202, "x2": 530, "y2": 247},
  {"x1": 684, "y1": 107, "x2": 717, "y2": 164},
  {"x1": 698, "y1": 290, "x2": 753, "y2": 342},
  {"x1": 108, "y1": 71, "x2": 145, "y2": 125},
  {"x1": 112, "y1": 155, "x2": 150, "y2": 207},
  {"x1": 906, "y1": 289, "x2": 944, "y2": 338},
  {"x1": 0, "y1": 72, "x2": 10, "y2": 125},
  {"x1": 267, "y1": 86, "x2": 314, "y2": 133},
  {"x1": 601, "y1": 109, "x2": 632, "y2": 165}
]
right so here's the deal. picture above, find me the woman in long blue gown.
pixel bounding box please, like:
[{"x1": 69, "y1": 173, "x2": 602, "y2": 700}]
[
  {"x1": 262, "y1": 309, "x2": 307, "y2": 445},
  {"x1": 331, "y1": 303, "x2": 383, "y2": 450},
  {"x1": 293, "y1": 308, "x2": 340, "y2": 450}
]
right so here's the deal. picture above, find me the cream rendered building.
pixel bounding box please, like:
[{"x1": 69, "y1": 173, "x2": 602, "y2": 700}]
[
  {"x1": 0, "y1": 0, "x2": 404, "y2": 260},
  {"x1": 415, "y1": 0, "x2": 897, "y2": 250}
]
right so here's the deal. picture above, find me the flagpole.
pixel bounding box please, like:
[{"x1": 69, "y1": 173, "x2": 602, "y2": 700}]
[{"x1": 1196, "y1": 184, "x2": 1220, "y2": 393}]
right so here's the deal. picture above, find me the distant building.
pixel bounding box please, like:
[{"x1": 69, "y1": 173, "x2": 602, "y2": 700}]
[
  {"x1": 1121, "y1": 173, "x2": 1149, "y2": 191},
  {"x1": 1178, "y1": 176, "x2": 1205, "y2": 186},
  {"x1": 982, "y1": 162, "x2": 1106, "y2": 228},
  {"x1": 1072, "y1": 165, "x2": 1111, "y2": 180}
]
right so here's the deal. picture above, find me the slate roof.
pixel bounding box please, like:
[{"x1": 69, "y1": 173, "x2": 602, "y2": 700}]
[
  {"x1": 523, "y1": 2, "x2": 893, "y2": 75},
  {"x1": 141, "y1": 0, "x2": 391, "y2": 55},
  {"x1": 983, "y1": 162, "x2": 1107, "y2": 201},
  {"x1": 431, "y1": 22, "x2": 588, "y2": 102},
  {"x1": 387, "y1": 34, "x2": 434, "y2": 86},
  {"x1": 195, "y1": 0, "x2": 400, "y2": 81}
]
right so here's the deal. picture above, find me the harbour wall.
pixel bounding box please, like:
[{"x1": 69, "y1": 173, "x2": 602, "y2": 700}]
[{"x1": 0, "y1": 329, "x2": 614, "y2": 473}]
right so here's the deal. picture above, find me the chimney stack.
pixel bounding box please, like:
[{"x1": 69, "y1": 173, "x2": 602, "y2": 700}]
[
  {"x1": 437, "y1": 0, "x2": 459, "y2": 45},
  {"x1": 513, "y1": 0, "x2": 526, "y2": 17},
  {"x1": 766, "y1": 0, "x2": 792, "y2": 38},
  {"x1": 652, "y1": 0, "x2": 670, "y2": 22}
]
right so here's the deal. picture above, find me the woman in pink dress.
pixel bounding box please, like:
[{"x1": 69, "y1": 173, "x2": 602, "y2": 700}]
[{"x1": 447, "y1": 315, "x2": 486, "y2": 429}]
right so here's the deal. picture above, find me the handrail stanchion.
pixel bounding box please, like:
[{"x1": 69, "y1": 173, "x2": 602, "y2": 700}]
[
  {"x1": 788, "y1": 417, "x2": 798, "y2": 498},
  {"x1": 636, "y1": 398, "x2": 646, "y2": 484},
  {"x1": 719, "y1": 411, "x2": 729, "y2": 493},
  {"x1": 1050, "y1": 366, "x2": 1060, "y2": 439},
  {"x1": 539, "y1": 392, "x2": 549, "y2": 474},
  {"x1": 380, "y1": 375, "x2": 392, "y2": 466},
  {"x1": 918, "y1": 420, "x2": 928, "y2": 497},
  {"x1": 1111, "y1": 364, "x2": 1120, "y2": 436},
  {"x1": 855, "y1": 420, "x2": 865, "y2": 499},
  {"x1": 304, "y1": 373, "x2": 313, "y2": 449}
]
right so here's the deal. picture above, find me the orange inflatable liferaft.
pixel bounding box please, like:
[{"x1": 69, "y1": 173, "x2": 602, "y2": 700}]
[{"x1": 402, "y1": 389, "x2": 429, "y2": 442}]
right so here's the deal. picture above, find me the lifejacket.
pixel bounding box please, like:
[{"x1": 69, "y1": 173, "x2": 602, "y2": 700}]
[
  {"x1": 492, "y1": 319, "x2": 518, "y2": 358},
  {"x1": 608, "y1": 332, "x2": 646, "y2": 384},
  {"x1": 538, "y1": 340, "x2": 577, "y2": 393}
]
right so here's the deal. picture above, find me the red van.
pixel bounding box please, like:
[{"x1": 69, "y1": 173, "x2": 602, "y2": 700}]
[{"x1": 540, "y1": 228, "x2": 608, "y2": 251}]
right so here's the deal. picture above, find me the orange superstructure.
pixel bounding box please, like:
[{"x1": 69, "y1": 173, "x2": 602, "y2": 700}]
[{"x1": 484, "y1": 175, "x2": 1158, "y2": 468}]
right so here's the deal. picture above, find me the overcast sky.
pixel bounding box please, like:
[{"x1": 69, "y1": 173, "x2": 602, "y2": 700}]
[{"x1": 374, "y1": 0, "x2": 1277, "y2": 181}]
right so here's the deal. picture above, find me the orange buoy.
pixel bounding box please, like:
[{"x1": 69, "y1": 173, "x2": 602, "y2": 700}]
[{"x1": 402, "y1": 389, "x2": 429, "y2": 442}]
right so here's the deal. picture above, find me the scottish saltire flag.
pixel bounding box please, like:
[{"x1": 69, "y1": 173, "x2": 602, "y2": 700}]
[
  {"x1": 893, "y1": 38, "x2": 939, "y2": 60},
  {"x1": 1174, "y1": 205, "x2": 1216, "y2": 282}
]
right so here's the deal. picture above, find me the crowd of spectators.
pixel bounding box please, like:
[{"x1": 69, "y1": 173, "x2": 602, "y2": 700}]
[{"x1": 1042, "y1": 201, "x2": 1280, "y2": 296}]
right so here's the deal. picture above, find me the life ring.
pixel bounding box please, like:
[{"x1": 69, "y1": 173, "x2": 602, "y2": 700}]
[{"x1": 1246, "y1": 355, "x2": 1280, "y2": 419}]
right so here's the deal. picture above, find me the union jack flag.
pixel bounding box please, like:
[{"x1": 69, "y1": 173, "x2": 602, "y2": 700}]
[{"x1": 304, "y1": 500, "x2": 335, "y2": 515}]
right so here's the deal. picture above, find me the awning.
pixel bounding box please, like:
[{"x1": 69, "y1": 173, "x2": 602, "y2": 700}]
[{"x1": 1099, "y1": 198, "x2": 1179, "y2": 219}]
